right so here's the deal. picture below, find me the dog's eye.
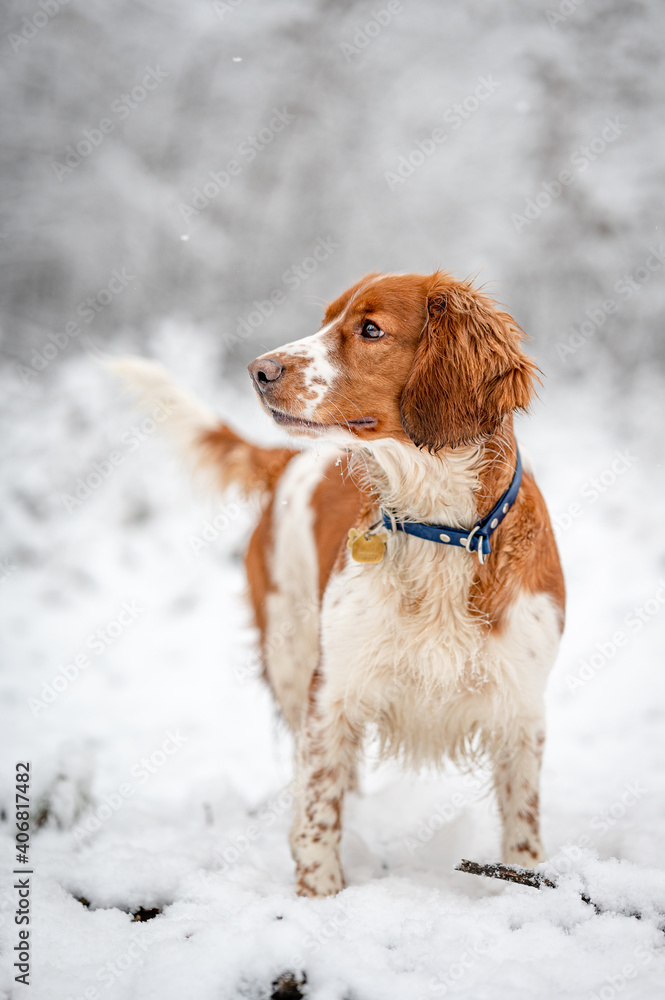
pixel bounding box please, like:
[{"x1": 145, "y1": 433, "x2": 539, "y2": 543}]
[{"x1": 361, "y1": 320, "x2": 384, "y2": 340}]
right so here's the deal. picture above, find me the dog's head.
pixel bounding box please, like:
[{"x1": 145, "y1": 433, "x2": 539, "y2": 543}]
[{"x1": 248, "y1": 271, "x2": 539, "y2": 450}]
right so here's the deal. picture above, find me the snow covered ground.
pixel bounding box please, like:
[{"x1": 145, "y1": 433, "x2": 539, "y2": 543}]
[
  {"x1": 1, "y1": 343, "x2": 664, "y2": 999},
  {"x1": 2, "y1": 0, "x2": 665, "y2": 992}
]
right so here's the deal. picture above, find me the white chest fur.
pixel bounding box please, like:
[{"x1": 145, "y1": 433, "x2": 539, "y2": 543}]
[
  {"x1": 265, "y1": 441, "x2": 561, "y2": 766},
  {"x1": 320, "y1": 535, "x2": 560, "y2": 766}
]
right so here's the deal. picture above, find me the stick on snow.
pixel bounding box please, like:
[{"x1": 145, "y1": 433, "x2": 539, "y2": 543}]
[
  {"x1": 454, "y1": 859, "x2": 665, "y2": 930},
  {"x1": 455, "y1": 859, "x2": 599, "y2": 910}
]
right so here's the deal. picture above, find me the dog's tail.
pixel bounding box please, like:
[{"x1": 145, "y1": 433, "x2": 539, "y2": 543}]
[{"x1": 107, "y1": 356, "x2": 295, "y2": 496}]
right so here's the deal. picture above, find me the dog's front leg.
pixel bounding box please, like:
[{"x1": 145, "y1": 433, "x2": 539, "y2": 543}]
[
  {"x1": 290, "y1": 667, "x2": 359, "y2": 898},
  {"x1": 493, "y1": 721, "x2": 546, "y2": 866}
]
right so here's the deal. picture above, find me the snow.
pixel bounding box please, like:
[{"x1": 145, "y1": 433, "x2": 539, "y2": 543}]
[
  {"x1": 2, "y1": 0, "x2": 665, "y2": 376},
  {"x1": 2, "y1": 0, "x2": 665, "y2": 992},
  {"x1": 1, "y1": 351, "x2": 665, "y2": 999}
]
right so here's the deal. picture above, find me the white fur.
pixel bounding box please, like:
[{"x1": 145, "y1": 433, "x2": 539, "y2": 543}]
[
  {"x1": 268, "y1": 437, "x2": 561, "y2": 767},
  {"x1": 106, "y1": 357, "x2": 217, "y2": 458},
  {"x1": 318, "y1": 440, "x2": 548, "y2": 765},
  {"x1": 288, "y1": 437, "x2": 561, "y2": 892},
  {"x1": 264, "y1": 445, "x2": 341, "y2": 728},
  {"x1": 267, "y1": 323, "x2": 339, "y2": 419},
  {"x1": 320, "y1": 566, "x2": 559, "y2": 766},
  {"x1": 358, "y1": 438, "x2": 484, "y2": 524}
]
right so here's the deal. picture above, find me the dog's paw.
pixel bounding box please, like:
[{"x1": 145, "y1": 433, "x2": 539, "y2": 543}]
[{"x1": 295, "y1": 857, "x2": 345, "y2": 898}]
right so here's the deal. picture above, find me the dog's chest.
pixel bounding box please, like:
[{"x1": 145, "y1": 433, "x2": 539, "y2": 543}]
[{"x1": 322, "y1": 535, "x2": 492, "y2": 726}]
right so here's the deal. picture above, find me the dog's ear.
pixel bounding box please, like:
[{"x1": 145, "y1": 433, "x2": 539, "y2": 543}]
[{"x1": 399, "y1": 276, "x2": 540, "y2": 450}]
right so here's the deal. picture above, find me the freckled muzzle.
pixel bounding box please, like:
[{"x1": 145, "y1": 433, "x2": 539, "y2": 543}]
[
  {"x1": 248, "y1": 356, "x2": 284, "y2": 395},
  {"x1": 248, "y1": 343, "x2": 322, "y2": 414},
  {"x1": 248, "y1": 349, "x2": 319, "y2": 430},
  {"x1": 248, "y1": 331, "x2": 375, "y2": 437}
]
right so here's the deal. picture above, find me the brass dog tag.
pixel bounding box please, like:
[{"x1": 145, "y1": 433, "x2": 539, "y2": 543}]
[{"x1": 347, "y1": 528, "x2": 387, "y2": 564}]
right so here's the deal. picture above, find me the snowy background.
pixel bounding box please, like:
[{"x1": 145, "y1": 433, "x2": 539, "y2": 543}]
[{"x1": 1, "y1": 0, "x2": 665, "y2": 997}]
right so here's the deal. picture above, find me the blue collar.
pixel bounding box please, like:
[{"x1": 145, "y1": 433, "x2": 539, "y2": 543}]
[{"x1": 381, "y1": 447, "x2": 523, "y2": 565}]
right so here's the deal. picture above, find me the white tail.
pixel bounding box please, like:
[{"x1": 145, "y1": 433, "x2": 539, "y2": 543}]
[
  {"x1": 106, "y1": 356, "x2": 218, "y2": 458},
  {"x1": 106, "y1": 355, "x2": 295, "y2": 496}
]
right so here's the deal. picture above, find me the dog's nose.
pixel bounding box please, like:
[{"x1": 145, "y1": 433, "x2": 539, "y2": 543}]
[{"x1": 248, "y1": 357, "x2": 284, "y2": 392}]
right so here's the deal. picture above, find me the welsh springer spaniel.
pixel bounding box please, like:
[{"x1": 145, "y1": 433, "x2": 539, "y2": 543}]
[{"x1": 114, "y1": 270, "x2": 565, "y2": 898}]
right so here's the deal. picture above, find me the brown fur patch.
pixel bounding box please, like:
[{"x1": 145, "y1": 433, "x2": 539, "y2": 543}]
[
  {"x1": 469, "y1": 423, "x2": 565, "y2": 634},
  {"x1": 311, "y1": 452, "x2": 375, "y2": 598},
  {"x1": 242, "y1": 448, "x2": 298, "y2": 679},
  {"x1": 199, "y1": 425, "x2": 295, "y2": 496},
  {"x1": 399, "y1": 275, "x2": 540, "y2": 451}
]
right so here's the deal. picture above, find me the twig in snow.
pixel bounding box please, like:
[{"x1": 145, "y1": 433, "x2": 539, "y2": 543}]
[
  {"x1": 456, "y1": 858, "x2": 604, "y2": 912},
  {"x1": 456, "y1": 859, "x2": 609, "y2": 916},
  {"x1": 455, "y1": 858, "x2": 556, "y2": 890}
]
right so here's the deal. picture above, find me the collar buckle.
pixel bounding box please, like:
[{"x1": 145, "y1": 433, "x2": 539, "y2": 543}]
[{"x1": 463, "y1": 525, "x2": 488, "y2": 565}]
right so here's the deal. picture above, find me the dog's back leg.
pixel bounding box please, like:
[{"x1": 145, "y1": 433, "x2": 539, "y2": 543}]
[
  {"x1": 493, "y1": 721, "x2": 546, "y2": 865},
  {"x1": 249, "y1": 450, "x2": 332, "y2": 731},
  {"x1": 290, "y1": 666, "x2": 361, "y2": 897}
]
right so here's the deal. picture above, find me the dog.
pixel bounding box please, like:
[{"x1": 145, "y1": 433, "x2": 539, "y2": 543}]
[{"x1": 112, "y1": 270, "x2": 565, "y2": 898}]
